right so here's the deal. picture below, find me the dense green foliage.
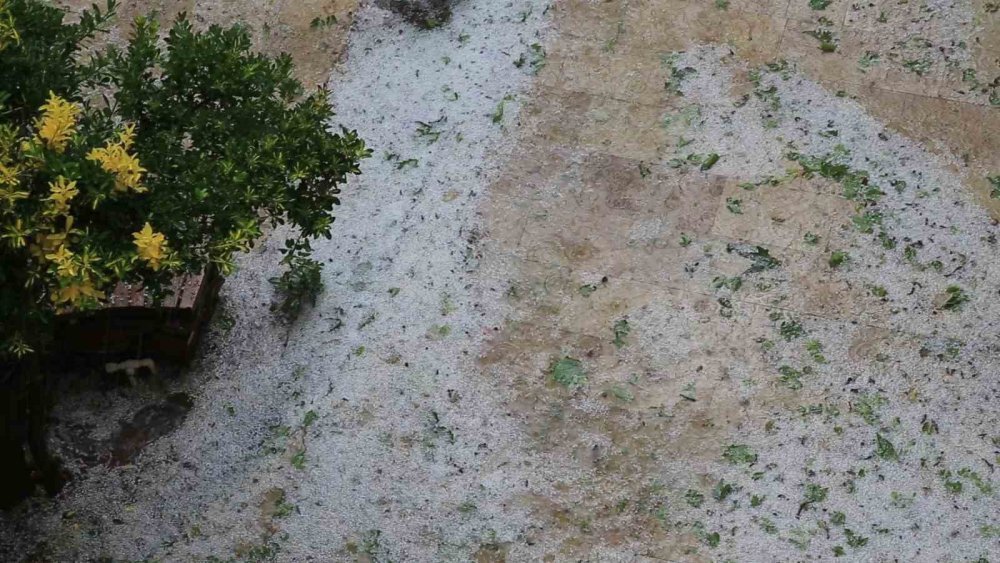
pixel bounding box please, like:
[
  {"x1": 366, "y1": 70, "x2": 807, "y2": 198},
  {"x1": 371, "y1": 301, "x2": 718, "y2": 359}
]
[
  {"x1": 96, "y1": 15, "x2": 368, "y2": 275},
  {"x1": 0, "y1": 0, "x2": 369, "y2": 359}
]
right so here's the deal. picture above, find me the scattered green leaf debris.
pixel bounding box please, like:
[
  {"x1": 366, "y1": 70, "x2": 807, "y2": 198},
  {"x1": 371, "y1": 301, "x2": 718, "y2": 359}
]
[
  {"x1": 491, "y1": 94, "x2": 515, "y2": 124},
  {"x1": 310, "y1": 14, "x2": 338, "y2": 29},
  {"x1": 685, "y1": 489, "x2": 705, "y2": 507},
  {"x1": 725, "y1": 197, "x2": 743, "y2": 214},
  {"x1": 988, "y1": 175, "x2": 1000, "y2": 199},
  {"x1": 612, "y1": 318, "x2": 630, "y2": 348},
  {"x1": 302, "y1": 410, "x2": 318, "y2": 428},
  {"x1": 858, "y1": 50, "x2": 880, "y2": 71},
  {"x1": 939, "y1": 285, "x2": 969, "y2": 311},
  {"x1": 875, "y1": 433, "x2": 899, "y2": 460},
  {"x1": 701, "y1": 153, "x2": 720, "y2": 171},
  {"x1": 550, "y1": 357, "x2": 586, "y2": 388},
  {"x1": 712, "y1": 276, "x2": 743, "y2": 291},
  {"x1": 727, "y1": 243, "x2": 781, "y2": 274},
  {"x1": 804, "y1": 26, "x2": 838, "y2": 52},
  {"x1": 723, "y1": 444, "x2": 758, "y2": 465},
  {"x1": 778, "y1": 365, "x2": 810, "y2": 390},
  {"x1": 779, "y1": 319, "x2": 806, "y2": 341},
  {"x1": 712, "y1": 480, "x2": 736, "y2": 501}
]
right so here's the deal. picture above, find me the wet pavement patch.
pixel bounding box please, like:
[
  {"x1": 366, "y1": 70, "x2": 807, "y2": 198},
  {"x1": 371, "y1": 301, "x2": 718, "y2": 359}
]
[
  {"x1": 376, "y1": 0, "x2": 454, "y2": 28},
  {"x1": 109, "y1": 393, "x2": 193, "y2": 466}
]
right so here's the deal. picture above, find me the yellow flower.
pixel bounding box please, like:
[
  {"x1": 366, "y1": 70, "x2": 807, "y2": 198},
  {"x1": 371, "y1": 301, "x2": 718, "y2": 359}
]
[
  {"x1": 0, "y1": 2, "x2": 19, "y2": 53},
  {"x1": 133, "y1": 222, "x2": 167, "y2": 270},
  {"x1": 1, "y1": 217, "x2": 27, "y2": 248},
  {"x1": 35, "y1": 93, "x2": 80, "y2": 153},
  {"x1": 52, "y1": 279, "x2": 104, "y2": 306},
  {"x1": 45, "y1": 244, "x2": 78, "y2": 277},
  {"x1": 0, "y1": 160, "x2": 18, "y2": 186},
  {"x1": 118, "y1": 123, "x2": 137, "y2": 148},
  {"x1": 77, "y1": 246, "x2": 101, "y2": 275},
  {"x1": 38, "y1": 232, "x2": 61, "y2": 247},
  {"x1": 5, "y1": 332, "x2": 33, "y2": 358},
  {"x1": 46, "y1": 176, "x2": 79, "y2": 214},
  {"x1": 0, "y1": 185, "x2": 28, "y2": 210},
  {"x1": 87, "y1": 124, "x2": 147, "y2": 193},
  {"x1": 31, "y1": 216, "x2": 74, "y2": 256}
]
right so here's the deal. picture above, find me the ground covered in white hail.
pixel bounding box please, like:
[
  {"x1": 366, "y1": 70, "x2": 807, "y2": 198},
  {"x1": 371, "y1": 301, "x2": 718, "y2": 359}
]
[
  {"x1": 2, "y1": 1, "x2": 999, "y2": 561},
  {"x1": 647, "y1": 45, "x2": 1000, "y2": 560},
  {"x1": 0, "y1": 2, "x2": 551, "y2": 561}
]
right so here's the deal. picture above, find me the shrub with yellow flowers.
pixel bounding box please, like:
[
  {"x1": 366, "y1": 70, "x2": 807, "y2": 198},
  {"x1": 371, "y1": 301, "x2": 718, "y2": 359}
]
[
  {"x1": 0, "y1": 0, "x2": 368, "y2": 361},
  {"x1": 0, "y1": 0, "x2": 368, "y2": 504},
  {"x1": 1, "y1": 93, "x2": 171, "y2": 357}
]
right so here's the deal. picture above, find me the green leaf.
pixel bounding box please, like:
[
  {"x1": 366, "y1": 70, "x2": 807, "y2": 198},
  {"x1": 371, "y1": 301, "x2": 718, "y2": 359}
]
[
  {"x1": 550, "y1": 357, "x2": 586, "y2": 388},
  {"x1": 854, "y1": 393, "x2": 886, "y2": 425},
  {"x1": 875, "y1": 433, "x2": 898, "y2": 460},
  {"x1": 779, "y1": 319, "x2": 806, "y2": 340},
  {"x1": 612, "y1": 318, "x2": 630, "y2": 348},
  {"x1": 491, "y1": 94, "x2": 514, "y2": 124},
  {"x1": 712, "y1": 480, "x2": 736, "y2": 501},
  {"x1": 778, "y1": 365, "x2": 806, "y2": 390},
  {"x1": 711, "y1": 276, "x2": 742, "y2": 291},
  {"x1": 303, "y1": 410, "x2": 318, "y2": 427},
  {"x1": 939, "y1": 285, "x2": 969, "y2": 311},
  {"x1": 608, "y1": 385, "x2": 634, "y2": 402},
  {"x1": 858, "y1": 50, "x2": 880, "y2": 70},
  {"x1": 700, "y1": 153, "x2": 720, "y2": 171},
  {"x1": 804, "y1": 483, "x2": 828, "y2": 504},
  {"x1": 845, "y1": 529, "x2": 869, "y2": 548},
  {"x1": 685, "y1": 489, "x2": 704, "y2": 507},
  {"x1": 828, "y1": 250, "x2": 849, "y2": 268},
  {"x1": 722, "y1": 444, "x2": 757, "y2": 465},
  {"x1": 988, "y1": 175, "x2": 1000, "y2": 199}
]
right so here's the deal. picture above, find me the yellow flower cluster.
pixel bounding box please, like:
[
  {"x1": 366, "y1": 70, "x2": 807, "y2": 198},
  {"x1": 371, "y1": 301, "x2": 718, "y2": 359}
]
[
  {"x1": 46, "y1": 244, "x2": 77, "y2": 277},
  {"x1": 46, "y1": 176, "x2": 78, "y2": 215},
  {"x1": 1, "y1": 95, "x2": 168, "y2": 315},
  {"x1": 0, "y1": 127, "x2": 27, "y2": 211},
  {"x1": 2, "y1": 99, "x2": 94, "y2": 307},
  {"x1": 133, "y1": 222, "x2": 168, "y2": 270},
  {"x1": 34, "y1": 180, "x2": 103, "y2": 306},
  {"x1": 35, "y1": 92, "x2": 80, "y2": 153},
  {"x1": 0, "y1": 160, "x2": 17, "y2": 185},
  {"x1": 52, "y1": 280, "x2": 104, "y2": 305},
  {"x1": 31, "y1": 217, "x2": 70, "y2": 257},
  {"x1": 32, "y1": 220, "x2": 106, "y2": 307},
  {"x1": 0, "y1": 0, "x2": 18, "y2": 53},
  {"x1": 87, "y1": 124, "x2": 147, "y2": 193},
  {"x1": 28, "y1": 177, "x2": 78, "y2": 250}
]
